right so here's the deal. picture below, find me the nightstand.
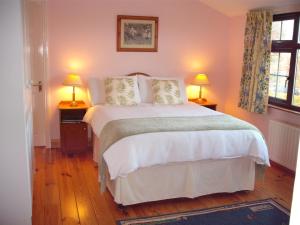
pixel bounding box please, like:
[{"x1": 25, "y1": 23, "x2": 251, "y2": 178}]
[
  {"x1": 189, "y1": 99, "x2": 217, "y2": 110},
  {"x1": 59, "y1": 101, "x2": 88, "y2": 155}
]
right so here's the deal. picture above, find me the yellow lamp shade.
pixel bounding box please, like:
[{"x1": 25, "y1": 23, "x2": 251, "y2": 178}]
[
  {"x1": 191, "y1": 74, "x2": 209, "y2": 86},
  {"x1": 63, "y1": 74, "x2": 82, "y2": 87},
  {"x1": 186, "y1": 85, "x2": 200, "y2": 99},
  {"x1": 189, "y1": 73, "x2": 209, "y2": 101}
]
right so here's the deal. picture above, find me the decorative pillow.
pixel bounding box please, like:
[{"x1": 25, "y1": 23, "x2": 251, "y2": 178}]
[
  {"x1": 152, "y1": 79, "x2": 184, "y2": 105},
  {"x1": 104, "y1": 77, "x2": 141, "y2": 106},
  {"x1": 138, "y1": 75, "x2": 188, "y2": 103}
]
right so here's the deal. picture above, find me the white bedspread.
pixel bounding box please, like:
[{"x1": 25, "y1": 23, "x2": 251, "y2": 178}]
[{"x1": 84, "y1": 103, "x2": 269, "y2": 180}]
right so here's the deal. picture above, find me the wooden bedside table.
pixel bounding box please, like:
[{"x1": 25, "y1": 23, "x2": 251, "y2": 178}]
[
  {"x1": 59, "y1": 101, "x2": 89, "y2": 155},
  {"x1": 189, "y1": 99, "x2": 217, "y2": 110}
]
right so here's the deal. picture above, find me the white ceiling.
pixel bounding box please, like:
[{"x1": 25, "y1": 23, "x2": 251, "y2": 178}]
[{"x1": 198, "y1": 0, "x2": 300, "y2": 17}]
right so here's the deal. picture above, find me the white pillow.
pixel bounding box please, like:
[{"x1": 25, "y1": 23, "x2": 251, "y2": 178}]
[
  {"x1": 87, "y1": 77, "x2": 105, "y2": 105},
  {"x1": 138, "y1": 75, "x2": 188, "y2": 103}
]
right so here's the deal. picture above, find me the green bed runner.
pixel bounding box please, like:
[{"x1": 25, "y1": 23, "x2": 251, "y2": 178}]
[{"x1": 99, "y1": 115, "x2": 260, "y2": 192}]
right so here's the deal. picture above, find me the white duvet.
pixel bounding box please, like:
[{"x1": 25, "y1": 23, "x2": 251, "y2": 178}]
[{"x1": 84, "y1": 103, "x2": 270, "y2": 180}]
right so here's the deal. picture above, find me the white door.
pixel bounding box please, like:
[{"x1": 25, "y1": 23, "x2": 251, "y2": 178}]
[
  {"x1": 0, "y1": 1, "x2": 33, "y2": 224},
  {"x1": 25, "y1": 0, "x2": 48, "y2": 147}
]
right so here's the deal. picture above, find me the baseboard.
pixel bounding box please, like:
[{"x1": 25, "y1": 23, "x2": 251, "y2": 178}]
[
  {"x1": 270, "y1": 160, "x2": 295, "y2": 176},
  {"x1": 51, "y1": 139, "x2": 60, "y2": 149}
]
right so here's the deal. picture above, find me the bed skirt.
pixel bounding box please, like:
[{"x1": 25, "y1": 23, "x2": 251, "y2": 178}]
[
  {"x1": 93, "y1": 134, "x2": 256, "y2": 205},
  {"x1": 107, "y1": 157, "x2": 255, "y2": 205}
]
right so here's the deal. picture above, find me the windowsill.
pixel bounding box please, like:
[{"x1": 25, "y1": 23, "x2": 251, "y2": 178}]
[{"x1": 268, "y1": 104, "x2": 300, "y2": 115}]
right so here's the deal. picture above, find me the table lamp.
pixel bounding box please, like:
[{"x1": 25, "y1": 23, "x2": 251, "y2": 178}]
[
  {"x1": 63, "y1": 74, "x2": 82, "y2": 107},
  {"x1": 190, "y1": 73, "x2": 209, "y2": 102}
]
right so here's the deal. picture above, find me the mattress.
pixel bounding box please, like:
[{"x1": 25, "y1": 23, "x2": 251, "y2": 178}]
[{"x1": 85, "y1": 103, "x2": 269, "y2": 180}]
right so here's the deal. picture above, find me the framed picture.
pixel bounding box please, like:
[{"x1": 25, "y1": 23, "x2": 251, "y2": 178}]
[{"x1": 117, "y1": 15, "x2": 159, "y2": 52}]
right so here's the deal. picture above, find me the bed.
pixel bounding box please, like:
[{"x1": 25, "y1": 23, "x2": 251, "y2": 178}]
[{"x1": 84, "y1": 73, "x2": 269, "y2": 206}]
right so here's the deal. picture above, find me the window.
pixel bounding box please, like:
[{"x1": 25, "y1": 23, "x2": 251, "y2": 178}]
[{"x1": 269, "y1": 12, "x2": 300, "y2": 112}]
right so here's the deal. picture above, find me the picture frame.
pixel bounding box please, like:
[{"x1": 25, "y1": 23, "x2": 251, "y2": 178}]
[{"x1": 117, "y1": 15, "x2": 159, "y2": 52}]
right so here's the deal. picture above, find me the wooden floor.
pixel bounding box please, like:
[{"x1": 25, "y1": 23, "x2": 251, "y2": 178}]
[{"x1": 32, "y1": 147, "x2": 295, "y2": 225}]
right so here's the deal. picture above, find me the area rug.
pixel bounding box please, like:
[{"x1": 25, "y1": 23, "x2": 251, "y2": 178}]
[{"x1": 117, "y1": 199, "x2": 289, "y2": 225}]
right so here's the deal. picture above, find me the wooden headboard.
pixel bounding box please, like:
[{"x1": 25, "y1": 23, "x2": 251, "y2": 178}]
[{"x1": 126, "y1": 72, "x2": 151, "y2": 77}]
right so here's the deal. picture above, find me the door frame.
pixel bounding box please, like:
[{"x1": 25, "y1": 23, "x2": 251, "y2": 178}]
[{"x1": 42, "y1": 0, "x2": 51, "y2": 148}]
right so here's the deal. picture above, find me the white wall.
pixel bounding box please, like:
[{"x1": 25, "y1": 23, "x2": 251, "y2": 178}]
[
  {"x1": 0, "y1": 0, "x2": 32, "y2": 224},
  {"x1": 290, "y1": 138, "x2": 300, "y2": 224},
  {"x1": 47, "y1": 0, "x2": 231, "y2": 140}
]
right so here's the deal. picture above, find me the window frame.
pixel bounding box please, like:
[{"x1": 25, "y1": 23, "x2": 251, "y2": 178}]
[{"x1": 269, "y1": 12, "x2": 300, "y2": 112}]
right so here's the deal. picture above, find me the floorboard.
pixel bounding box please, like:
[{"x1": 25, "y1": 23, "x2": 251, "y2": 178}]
[
  {"x1": 32, "y1": 148, "x2": 295, "y2": 225},
  {"x1": 44, "y1": 149, "x2": 62, "y2": 225},
  {"x1": 57, "y1": 152, "x2": 80, "y2": 225},
  {"x1": 32, "y1": 148, "x2": 46, "y2": 225}
]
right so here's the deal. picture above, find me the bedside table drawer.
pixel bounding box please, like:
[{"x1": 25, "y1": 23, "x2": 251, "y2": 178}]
[
  {"x1": 60, "y1": 122, "x2": 88, "y2": 154},
  {"x1": 60, "y1": 109, "x2": 86, "y2": 122}
]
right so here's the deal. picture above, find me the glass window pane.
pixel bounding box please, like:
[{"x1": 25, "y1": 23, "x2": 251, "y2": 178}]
[
  {"x1": 269, "y1": 52, "x2": 291, "y2": 100},
  {"x1": 271, "y1": 21, "x2": 281, "y2": 40},
  {"x1": 269, "y1": 75, "x2": 277, "y2": 97},
  {"x1": 292, "y1": 50, "x2": 300, "y2": 107},
  {"x1": 276, "y1": 76, "x2": 288, "y2": 100},
  {"x1": 278, "y1": 53, "x2": 291, "y2": 76},
  {"x1": 271, "y1": 20, "x2": 294, "y2": 41},
  {"x1": 281, "y1": 20, "x2": 294, "y2": 40},
  {"x1": 270, "y1": 53, "x2": 279, "y2": 75}
]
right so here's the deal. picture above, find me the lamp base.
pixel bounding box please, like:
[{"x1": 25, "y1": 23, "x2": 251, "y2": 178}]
[
  {"x1": 189, "y1": 98, "x2": 207, "y2": 104},
  {"x1": 70, "y1": 101, "x2": 78, "y2": 107},
  {"x1": 70, "y1": 86, "x2": 78, "y2": 107}
]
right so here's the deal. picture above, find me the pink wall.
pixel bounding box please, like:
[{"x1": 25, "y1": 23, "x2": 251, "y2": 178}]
[
  {"x1": 48, "y1": 0, "x2": 231, "y2": 139},
  {"x1": 225, "y1": 16, "x2": 300, "y2": 141}
]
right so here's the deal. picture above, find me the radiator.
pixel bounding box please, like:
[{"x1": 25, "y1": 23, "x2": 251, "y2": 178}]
[{"x1": 268, "y1": 120, "x2": 300, "y2": 171}]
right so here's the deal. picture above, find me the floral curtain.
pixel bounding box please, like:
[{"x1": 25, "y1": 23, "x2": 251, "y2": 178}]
[{"x1": 238, "y1": 9, "x2": 273, "y2": 114}]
